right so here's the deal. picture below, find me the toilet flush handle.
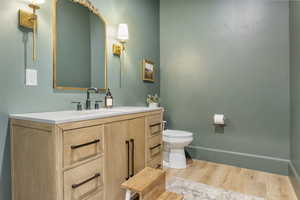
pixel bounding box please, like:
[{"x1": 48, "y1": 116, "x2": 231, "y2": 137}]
[{"x1": 163, "y1": 121, "x2": 167, "y2": 130}]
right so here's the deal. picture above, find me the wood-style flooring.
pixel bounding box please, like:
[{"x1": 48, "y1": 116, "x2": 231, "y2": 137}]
[{"x1": 165, "y1": 160, "x2": 297, "y2": 200}]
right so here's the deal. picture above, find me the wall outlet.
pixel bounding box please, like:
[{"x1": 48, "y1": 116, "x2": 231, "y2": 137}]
[{"x1": 25, "y1": 69, "x2": 38, "y2": 86}]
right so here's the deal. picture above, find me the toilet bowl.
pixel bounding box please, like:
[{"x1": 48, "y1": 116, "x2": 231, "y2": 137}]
[{"x1": 163, "y1": 129, "x2": 193, "y2": 169}]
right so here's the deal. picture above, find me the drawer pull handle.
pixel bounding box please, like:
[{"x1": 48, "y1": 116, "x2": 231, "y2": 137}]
[
  {"x1": 130, "y1": 139, "x2": 135, "y2": 177},
  {"x1": 156, "y1": 164, "x2": 161, "y2": 169},
  {"x1": 125, "y1": 140, "x2": 130, "y2": 180},
  {"x1": 150, "y1": 123, "x2": 161, "y2": 128},
  {"x1": 71, "y1": 139, "x2": 100, "y2": 149},
  {"x1": 150, "y1": 144, "x2": 161, "y2": 150},
  {"x1": 72, "y1": 173, "x2": 101, "y2": 189}
]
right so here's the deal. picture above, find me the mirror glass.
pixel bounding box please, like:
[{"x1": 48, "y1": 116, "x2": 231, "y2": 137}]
[{"x1": 53, "y1": 0, "x2": 107, "y2": 90}]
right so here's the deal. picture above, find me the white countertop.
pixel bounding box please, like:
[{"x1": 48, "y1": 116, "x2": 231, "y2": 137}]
[{"x1": 10, "y1": 107, "x2": 163, "y2": 124}]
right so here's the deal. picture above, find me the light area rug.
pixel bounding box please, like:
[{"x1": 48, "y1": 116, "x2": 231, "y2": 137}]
[{"x1": 167, "y1": 177, "x2": 265, "y2": 200}]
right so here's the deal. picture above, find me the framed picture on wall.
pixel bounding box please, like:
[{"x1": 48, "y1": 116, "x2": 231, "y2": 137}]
[{"x1": 142, "y1": 59, "x2": 155, "y2": 82}]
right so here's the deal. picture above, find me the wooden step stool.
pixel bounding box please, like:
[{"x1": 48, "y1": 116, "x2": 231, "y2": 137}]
[{"x1": 121, "y1": 167, "x2": 183, "y2": 200}]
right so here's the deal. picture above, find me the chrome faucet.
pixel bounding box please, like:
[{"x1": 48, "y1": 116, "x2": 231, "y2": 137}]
[{"x1": 86, "y1": 88, "x2": 99, "y2": 110}]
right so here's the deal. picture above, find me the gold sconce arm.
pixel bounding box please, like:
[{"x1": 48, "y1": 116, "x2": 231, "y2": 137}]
[
  {"x1": 19, "y1": 3, "x2": 41, "y2": 61},
  {"x1": 113, "y1": 42, "x2": 125, "y2": 56}
]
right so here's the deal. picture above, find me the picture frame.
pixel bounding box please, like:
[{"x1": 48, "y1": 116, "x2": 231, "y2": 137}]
[{"x1": 142, "y1": 59, "x2": 155, "y2": 82}]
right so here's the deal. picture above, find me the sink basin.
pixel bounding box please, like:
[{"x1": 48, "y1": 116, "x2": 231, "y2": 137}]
[
  {"x1": 72, "y1": 107, "x2": 152, "y2": 116},
  {"x1": 74, "y1": 109, "x2": 119, "y2": 115},
  {"x1": 110, "y1": 107, "x2": 155, "y2": 112}
]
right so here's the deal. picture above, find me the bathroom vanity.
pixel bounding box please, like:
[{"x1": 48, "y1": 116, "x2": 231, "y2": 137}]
[{"x1": 10, "y1": 107, "x2": 163, "y2": 200}]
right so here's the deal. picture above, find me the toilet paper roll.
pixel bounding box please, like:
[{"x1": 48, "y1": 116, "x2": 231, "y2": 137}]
[{"x1": 214, "y1": 114, "x2": 225, "y2": 125}]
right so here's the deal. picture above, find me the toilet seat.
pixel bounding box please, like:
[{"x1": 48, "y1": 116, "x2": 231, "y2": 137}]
[{"x1": 163, "y1": 130, "x2": 193, "y2": 138}]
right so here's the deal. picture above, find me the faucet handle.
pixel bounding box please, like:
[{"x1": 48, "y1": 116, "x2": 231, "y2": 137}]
[
  {"x1": 72, "y1": 102, "x2": 83, "y2": 111},
  {"x1": 95, "y1": 100, "x2": 103, "y2": 110}
]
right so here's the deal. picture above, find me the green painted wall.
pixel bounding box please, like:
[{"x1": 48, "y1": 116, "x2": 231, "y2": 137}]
[
  {"x1": 160, "y1": 0, "x2": 290, "y2": 174},
  {"x1": 0, "y1": 0, "x2": 160, "y2": 199},
  {"x1": 289, "y1": 0, "x2": 300, "y2": 198}
]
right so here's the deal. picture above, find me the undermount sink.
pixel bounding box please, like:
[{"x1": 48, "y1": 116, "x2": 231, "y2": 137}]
[
  {"x1": 73, "y1": 107, "x2": 155, "y2": 115},
  {"x1": 110, "y1": 107, "x2": 155, "y2": 112},
  {"x1": 74, "y1": 109, "x2": 119, "y2": 115}
]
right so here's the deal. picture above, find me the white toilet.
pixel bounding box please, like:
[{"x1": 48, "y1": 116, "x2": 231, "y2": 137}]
[{"x1": 163, "y1": 129, "x2": 193, "y2": 169}]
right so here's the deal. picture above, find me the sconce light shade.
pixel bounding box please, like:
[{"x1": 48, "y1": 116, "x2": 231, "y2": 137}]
[
  {"x1": 26, "y1": 0, "x2": 45, "y2": 5},
  {"x1": 113, "y1": 24, "x2": 129, "y2": 56},
  {"x1": 117, "y1": 24, "x2": 129, "y2": 42}
]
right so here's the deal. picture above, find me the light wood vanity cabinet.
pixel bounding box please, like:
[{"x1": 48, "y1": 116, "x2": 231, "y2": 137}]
[
  {"x1": 10, "y1": 109, "x2": 163, "y2": 200},
  {"x1": 104, "y1": 118, "x2": 146, "y2": 200},
  {"x1": 64, "y1": 158, "x2": 104, "y2": 200},
  {"x1": 63, "y1": 125, "x2": 104, "y2": 167},
  {"x1": 146, "y1": 114, "x2": 163, "y2": 169}
]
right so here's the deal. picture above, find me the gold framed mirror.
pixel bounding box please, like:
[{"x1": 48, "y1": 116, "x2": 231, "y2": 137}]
[{"x1": 52, "y1": 0, "x2": 108, "y2": 91}]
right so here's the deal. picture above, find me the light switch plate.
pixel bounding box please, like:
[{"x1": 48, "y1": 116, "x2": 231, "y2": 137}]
[{"x1": 25, "y1": 69, "x2": 38, "y2": 86}]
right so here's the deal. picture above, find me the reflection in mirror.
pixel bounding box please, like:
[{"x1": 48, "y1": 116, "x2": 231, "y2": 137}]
[{"x1": 53, "y1": 0, "x2": 107, "y2": 90}]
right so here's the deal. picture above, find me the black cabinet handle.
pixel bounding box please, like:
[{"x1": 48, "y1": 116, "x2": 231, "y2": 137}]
[
  {"x1": 71, "y1": 139, "x2": 100, "y2": 149},
  {"x1": 150, "y1": 144, "x2": 162, "y2": 150},
  {"x1": 156, "y1": 164, "x2": 162, "y2": 169},
  {"x1": 72, "y1": 173, "x2": 100, "y2": 189},
  {"x1": 150, "y1": 123, "x2": 161, "y2": 128},
  {"x1": 125, "y1": 140, "x2": 130, "y2": 180},
  {"x1": 130, "y1": 139, "x2": 135, "y2": 177}
]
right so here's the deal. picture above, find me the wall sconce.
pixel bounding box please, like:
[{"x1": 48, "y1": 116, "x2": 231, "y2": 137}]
[
  {"x1": 113, "y1": 24, "x2": 129, "y2": 56},
  {"x1": 19, "y1": 0, "x2": 45, "y2": 61}
]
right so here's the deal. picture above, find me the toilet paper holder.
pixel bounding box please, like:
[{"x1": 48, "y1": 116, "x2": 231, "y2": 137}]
[
  {"x1": 213, "y1": 114, "x2": 226, "y2": 127},
  {"x1": 213, "y1": 122, "x2": 226, "y2": 127}
]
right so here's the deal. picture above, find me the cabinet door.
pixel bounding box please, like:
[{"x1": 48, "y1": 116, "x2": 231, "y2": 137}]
[
  {"x1": 104, "y1": 121, "x2": 129, "y2": 200},
  {"x1": 128, "y1": 117, "x2": 146, "y2": 175}
]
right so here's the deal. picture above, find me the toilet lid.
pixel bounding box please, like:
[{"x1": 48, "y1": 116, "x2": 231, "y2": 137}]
[{"x1": 163, "y1": 130, "x2": 193, "y2": 138}]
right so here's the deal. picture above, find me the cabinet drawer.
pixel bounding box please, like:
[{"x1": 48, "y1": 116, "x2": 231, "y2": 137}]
[
  {"x1": 83, "y1": 189, "x2": 103, "y2": 200},
  {"x1": 63, "y1": 126, "x2": 103, "y2": 167},
  {"x1": 147, "y1": 153, "x2": 162, "y2": 169},
  {"x1": 147, "y1": 114, "x2": 162, "y2": 137},
  {"x1": 147, "y1": 134, "x2": 162, "y2": 162},
  {"x1": 64, "y1": 157, "x2": 103, "y2": 200}
]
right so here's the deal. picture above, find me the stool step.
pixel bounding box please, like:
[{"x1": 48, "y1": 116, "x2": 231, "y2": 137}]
[
  {"x1": 157, "y1": 192, "x2": 183, "y2": 200},
  {"x1": 121, "y1": 167, "x2": 183, "y2": 200},
  {"x1": 121, "y1": 167, "x2": 165, "y2": 195}
]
